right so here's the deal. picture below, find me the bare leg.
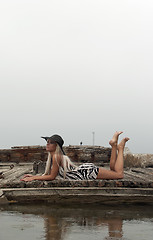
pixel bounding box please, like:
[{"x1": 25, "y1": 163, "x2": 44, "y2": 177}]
[
  {"x1": 114, "y1": 138, "x2": 130, "y2": 173},
  {"x1": 109, "y1": 131, "x2": 123, "y2": 171},
  {"x1": 97, "y1": 137, "x2": 129, "y2": 179}
]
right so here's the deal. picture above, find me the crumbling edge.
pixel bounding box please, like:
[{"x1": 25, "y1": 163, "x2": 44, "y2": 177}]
[{"x1": 1, "y1": 187, "x2": 153, "y2": 205}]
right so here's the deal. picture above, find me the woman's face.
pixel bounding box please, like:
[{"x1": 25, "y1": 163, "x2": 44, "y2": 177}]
[{"x1": 46, "y1": 139, "x2": 57, "y2": 152}]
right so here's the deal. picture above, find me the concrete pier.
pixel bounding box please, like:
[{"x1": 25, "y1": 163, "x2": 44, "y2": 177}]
[{"x1": 0, "y1": 145, "x2": 153, "y2": 205}]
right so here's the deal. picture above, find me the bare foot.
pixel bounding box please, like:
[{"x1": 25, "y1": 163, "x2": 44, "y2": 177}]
[
  {"x1": 109, "y1": 131, "x2": 123, "y2": 146},
  {"x1": 117, "y1": 137, "x2": 130, "y2": 150}
]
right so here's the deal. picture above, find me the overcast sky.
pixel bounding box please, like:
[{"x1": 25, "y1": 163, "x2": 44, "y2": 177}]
[{"x1": 0, "y1": 0, "x2": 153, "y2": 153}]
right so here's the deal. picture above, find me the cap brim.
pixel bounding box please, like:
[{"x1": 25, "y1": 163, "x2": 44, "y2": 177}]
[{"x1": 41, "y1": 136, "x2": 50, "y2": 141}]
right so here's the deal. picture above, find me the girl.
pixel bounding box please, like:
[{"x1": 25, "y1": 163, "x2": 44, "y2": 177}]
[{"x1": 21, "y1": 132, "x2": 129, "y2": 182}]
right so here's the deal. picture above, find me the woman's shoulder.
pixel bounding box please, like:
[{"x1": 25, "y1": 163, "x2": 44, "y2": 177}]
[{"x1": 52, "y1": 154, "x2": 62, "y2": 165}]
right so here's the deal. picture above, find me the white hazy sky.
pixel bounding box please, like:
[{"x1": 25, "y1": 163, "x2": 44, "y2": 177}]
[{"x1": 0, "y1": 0, "x2": 153, "y2": 153}]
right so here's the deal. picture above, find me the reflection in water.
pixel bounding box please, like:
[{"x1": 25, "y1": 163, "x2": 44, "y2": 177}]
[
  {"x1": 1, "y1": 204, "x2": 153, "y2": 240},
  {"x1": 44, "y1": 215, "x2": 123, "y2": 240},
  {"x1": 103, "y1": 218, "x2": 123, "y2": 239},
  {"x1": 44, "y1": 216, "x2": 68, "y2": 240}
]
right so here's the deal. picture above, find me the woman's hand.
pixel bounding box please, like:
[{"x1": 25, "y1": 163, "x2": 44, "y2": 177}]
[
  {"x1": 20, "y1": 176, "x2": 36, "y2": 182},
  {"x1": 22, "y1": 174, "x2": 33, "y2": 178}
]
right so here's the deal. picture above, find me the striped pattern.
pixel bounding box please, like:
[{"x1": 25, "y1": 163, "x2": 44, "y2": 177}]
[{"x1": 58, "y1": 163, "x2": 99, "y2": 180}]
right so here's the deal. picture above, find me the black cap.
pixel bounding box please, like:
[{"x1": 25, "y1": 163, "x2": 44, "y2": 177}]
[{"x1": 41, "y1": 134, "x2": 65, "y2": 155}]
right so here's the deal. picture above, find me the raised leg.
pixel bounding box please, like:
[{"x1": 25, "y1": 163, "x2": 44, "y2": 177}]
[
  {"x1": 97, "y1": 137, "x2": 129, "y2": 179},
  {"x1": 109, "y1": 131, "x2": 123, "y2": 171}
]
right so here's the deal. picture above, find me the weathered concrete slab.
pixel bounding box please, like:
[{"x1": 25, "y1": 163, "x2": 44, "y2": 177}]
[
  {"x1": 0, "y1": 163, "x2": 153, "y2": 189},
  {"x1": 0, "y1": 163, "x2": 33, "y2": 186},
  {"x1": 0, "y1": 153, "x2": 153, "y2": 204},
  {"x1": 1, "y1": 187, "x2": 153, "y2": 205}
]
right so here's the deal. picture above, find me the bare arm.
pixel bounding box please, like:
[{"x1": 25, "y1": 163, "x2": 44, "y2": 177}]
[{"x1": 21, "y1": 155, "x2": 60, "y2": 182}]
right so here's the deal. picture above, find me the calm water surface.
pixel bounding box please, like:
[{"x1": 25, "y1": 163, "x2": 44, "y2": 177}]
[{"x1": 0, "y1": 204, "x2": 153, "y2": 240}]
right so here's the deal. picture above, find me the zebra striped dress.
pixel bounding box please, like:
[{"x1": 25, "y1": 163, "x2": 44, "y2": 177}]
[{"x1": 57, "y1": 163, "x2": 99, "y2": 180}]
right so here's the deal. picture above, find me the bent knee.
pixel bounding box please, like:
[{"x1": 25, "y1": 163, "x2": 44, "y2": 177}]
[{"x1": 97, "y1": 168, "x2": 124, "y2": 180}]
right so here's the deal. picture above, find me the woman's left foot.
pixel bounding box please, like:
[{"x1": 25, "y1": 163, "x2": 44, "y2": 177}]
[
  {"x1": 117, "y1": 137, "x2": 130, "y2": 150},
  {"x1": 109, "y1": 131, "x2": 123, "y2": 146}
]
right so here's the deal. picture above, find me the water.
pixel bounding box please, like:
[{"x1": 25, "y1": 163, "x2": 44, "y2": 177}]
[{"x1": 0, "y1": 204, "x2": 153, "y2": 240}]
